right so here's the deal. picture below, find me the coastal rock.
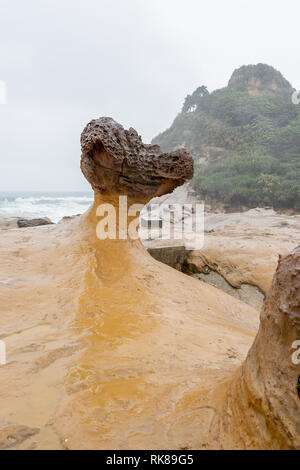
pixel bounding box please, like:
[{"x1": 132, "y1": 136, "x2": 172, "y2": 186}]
[
  {"x1": 0, "y1": 208, "x2": 259, "y2": 449},
  {"x1": 209, "y1": 246, "x2": 300, "y2": 449},
  {"x1": 0, "y1": 217, "x2": 21, "y2": 230},
  {"x1": 17, "y1": 218, "x2": 54, "y2": 228},
  {"x1": 0, "y1": 117, "x2": 297, "y2": 449},
  {"x1": 0, "y1": 425, "x2": 39, "y2": 449},
  {"x1": 80, "y1": 117, "x2": 193, "y2": 202},
  {"x1": 228, "y1": 63, "x2": 292, "y2": 95}
]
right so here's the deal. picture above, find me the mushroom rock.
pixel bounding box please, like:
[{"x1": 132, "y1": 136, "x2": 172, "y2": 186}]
[
  {"x1": 0, "y1": 117, "x2": 287, "y2": 450},
  {"x1": 209, "y1": 246, "x2": 300, "y2": 449},
  {"x1": 80, "y1": 117, "x2": 193, "y2": 203},
  {"x1": 79, "y1": 117, "x2": 194, "y2": 246}
]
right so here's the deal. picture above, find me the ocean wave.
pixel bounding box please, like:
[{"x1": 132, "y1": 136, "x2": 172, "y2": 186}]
[
  {"x1": 14, "y1": 196, "x2": 94, "y2": 203},
  {"x1": 0, "y1": 193, "x2": 94, "y2": 223}
]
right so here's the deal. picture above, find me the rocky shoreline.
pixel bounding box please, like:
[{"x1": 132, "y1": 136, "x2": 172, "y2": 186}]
[
  {"x1": 1, "y1": 206, "x2": 299, "y2": 311},
  {"x1": 0, "y1": 216, "x2": 53, "y2": 230},
  {"x1": 0, "y1": 118, "x2": 299, "y2": 449}
]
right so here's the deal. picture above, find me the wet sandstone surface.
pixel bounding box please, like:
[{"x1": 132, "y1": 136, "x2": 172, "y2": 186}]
[
  {"x1": 80, "y1": 117, "x2": 193, "y2": 202},
  {"x1": 0, "y1": 118, "x2": 298, "y2": 449},
  {"x1": 0, "y1": 209, "x2": 259, "y2": 449},
  {"x1": 143, "y1": 204, "x2": 300, "y2": 309}
]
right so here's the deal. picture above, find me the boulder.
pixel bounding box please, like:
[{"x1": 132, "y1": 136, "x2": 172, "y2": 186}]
[{"x1": 17, "y1": 217, "x2": 53, "y2": 228}]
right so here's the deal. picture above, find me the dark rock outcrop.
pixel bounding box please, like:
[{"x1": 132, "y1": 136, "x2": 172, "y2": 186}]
[
  {"x1": 17, "y1": 218, "x2": 53, "y2": 228},
  {"x1": 0, "y1": 425, "x2": 39, "y2": 449},
  {"x1": 80, "y1": 117, "x2": 193, "y2": 203}
]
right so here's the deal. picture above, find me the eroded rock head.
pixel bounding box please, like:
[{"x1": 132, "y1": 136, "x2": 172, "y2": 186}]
[{"x1": 80, "y1": 117, "x2": 193, "y2": 202}]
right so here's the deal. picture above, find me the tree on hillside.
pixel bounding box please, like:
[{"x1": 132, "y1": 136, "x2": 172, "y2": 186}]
[
  {"x1": 153, "y1": 64, "x2": 300, "y2": 211},
  {"x1": 182, "y1": 85, "x2": 209, "y2": 113}
]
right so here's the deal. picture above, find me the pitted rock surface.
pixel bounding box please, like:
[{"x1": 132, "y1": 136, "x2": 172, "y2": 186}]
[
  {"x1": 80, "y1": 117, "x2": 193, "y2": 201},
  {"x1": 209, "y1": 246, "x2": 300, "y2": 449}
]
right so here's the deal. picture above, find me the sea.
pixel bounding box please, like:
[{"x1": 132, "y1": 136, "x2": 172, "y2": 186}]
[{"x1": 0, "y1": 191, "x2": 94, "y2": 223}]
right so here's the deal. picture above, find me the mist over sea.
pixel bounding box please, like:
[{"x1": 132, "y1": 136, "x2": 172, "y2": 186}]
[{"x1": 0, "y1": 192, "x2": 94, "y2": 223}]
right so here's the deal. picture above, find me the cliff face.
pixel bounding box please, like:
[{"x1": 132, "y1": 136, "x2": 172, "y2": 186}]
[
  {"x1": 0, "y1": 117, "x2": 298, "y2": 449},
  {"x1": 152, "y1": 64, "x2": 300, "y2": 211}
]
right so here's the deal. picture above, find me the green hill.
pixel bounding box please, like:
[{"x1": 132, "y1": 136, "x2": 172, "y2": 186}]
[{"x1": 152, "y1": 64, "x2": 300, "y2": 211}]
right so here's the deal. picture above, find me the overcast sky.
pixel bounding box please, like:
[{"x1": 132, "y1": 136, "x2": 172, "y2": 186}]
[{"x1": 0, "y1": 0, "x2": 299, "y2": 191}]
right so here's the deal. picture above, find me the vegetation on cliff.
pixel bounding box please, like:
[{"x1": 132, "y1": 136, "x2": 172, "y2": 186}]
[{"x1": 152, "y1": 64, "x2": 300, "y2": 210}]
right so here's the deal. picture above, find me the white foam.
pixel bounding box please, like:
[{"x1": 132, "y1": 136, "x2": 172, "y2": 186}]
[{"x1": 0, "y1": 194, "x2": 94, "y2": 223}]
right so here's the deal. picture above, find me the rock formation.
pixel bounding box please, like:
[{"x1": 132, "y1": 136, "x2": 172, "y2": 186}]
[
  {"x1": 209, "y1": 246, "x2": 300, "y2": 449},
  {"x1": 0, "y1": 217, "x2": 53, "y2": 230},
  {"x1": 17, "y1": 218, "x2": 53, "y2": 228},
  {"x1": 144, "y1": 208, "x2": 300, "y2": 302},
  {"x1": 80, "y1": 117, "x2": 193, "y2": 203},
  {"x1": 228, "y1": 63, "x2": 292, "y2": 95},
  {"x1": 0, "y1": 117, "x2": 298, "y2": 450}
]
